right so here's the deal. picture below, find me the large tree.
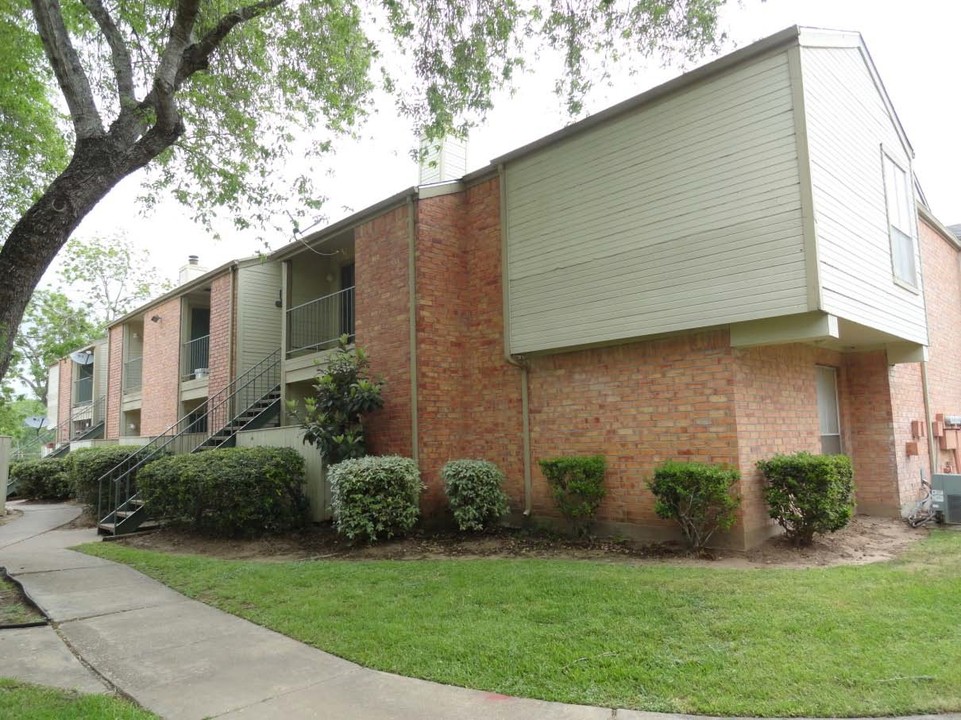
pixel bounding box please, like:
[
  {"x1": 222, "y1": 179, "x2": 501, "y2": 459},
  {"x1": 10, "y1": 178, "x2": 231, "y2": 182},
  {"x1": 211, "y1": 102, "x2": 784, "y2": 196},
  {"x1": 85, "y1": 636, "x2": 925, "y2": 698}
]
[{"x1": 0, "y1": 0, "x2": 724, "y2": 385}]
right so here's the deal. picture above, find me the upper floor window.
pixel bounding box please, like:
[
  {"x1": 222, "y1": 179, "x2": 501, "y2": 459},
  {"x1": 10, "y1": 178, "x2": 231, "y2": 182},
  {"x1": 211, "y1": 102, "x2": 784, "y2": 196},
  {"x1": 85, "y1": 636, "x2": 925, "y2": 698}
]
[{"x1": 882, "y1": 152, "x2": 917, "y2": 288}]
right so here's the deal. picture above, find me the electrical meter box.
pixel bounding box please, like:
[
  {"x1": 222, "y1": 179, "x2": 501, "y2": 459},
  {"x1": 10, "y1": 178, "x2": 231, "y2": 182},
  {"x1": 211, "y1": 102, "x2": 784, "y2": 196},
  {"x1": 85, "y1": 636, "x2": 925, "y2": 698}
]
[{"x1": 931, "y1": 474, "x2": 961, "y2": 524}]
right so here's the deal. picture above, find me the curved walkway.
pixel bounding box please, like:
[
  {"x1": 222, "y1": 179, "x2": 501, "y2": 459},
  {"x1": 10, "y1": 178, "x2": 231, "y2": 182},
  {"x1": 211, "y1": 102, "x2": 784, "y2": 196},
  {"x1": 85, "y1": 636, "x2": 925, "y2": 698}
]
[{"x1": 0, "y1": 502, "x2": 956, "y2": 720}]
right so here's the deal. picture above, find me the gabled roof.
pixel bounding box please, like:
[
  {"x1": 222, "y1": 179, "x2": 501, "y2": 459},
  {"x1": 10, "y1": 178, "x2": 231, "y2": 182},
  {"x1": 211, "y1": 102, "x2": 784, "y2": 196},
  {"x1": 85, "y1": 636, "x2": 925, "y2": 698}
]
[
  {"x1": 493, "y1": 26, "x2": 913, "y2": 166},
  {"x1": 107, "y1": 255, "x2": 265, "y2": 329}
]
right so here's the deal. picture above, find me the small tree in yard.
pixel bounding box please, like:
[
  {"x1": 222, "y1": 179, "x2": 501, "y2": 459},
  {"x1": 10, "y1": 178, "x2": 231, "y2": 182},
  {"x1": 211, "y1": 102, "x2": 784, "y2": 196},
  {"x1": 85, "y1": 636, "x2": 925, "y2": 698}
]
[
  {"x1": 649, "y1": 461, "x2": 740, "y2": 552},
  {"x1": 757, "y1": 452, "x2": 855, "y2": 547},
  {"x1": 296, "y1": 336, "x2": 383, "y2": 464}
]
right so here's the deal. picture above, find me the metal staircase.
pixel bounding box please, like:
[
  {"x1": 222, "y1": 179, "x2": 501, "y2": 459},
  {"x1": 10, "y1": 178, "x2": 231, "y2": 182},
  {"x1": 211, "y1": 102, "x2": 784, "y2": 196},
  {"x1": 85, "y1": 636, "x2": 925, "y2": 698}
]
[
  {"x1": 97, "y1": 350, "x2": 281, "y2": 536},
  {"x1": 48, "y1": 396, "x2": 106, "y2": 457}
]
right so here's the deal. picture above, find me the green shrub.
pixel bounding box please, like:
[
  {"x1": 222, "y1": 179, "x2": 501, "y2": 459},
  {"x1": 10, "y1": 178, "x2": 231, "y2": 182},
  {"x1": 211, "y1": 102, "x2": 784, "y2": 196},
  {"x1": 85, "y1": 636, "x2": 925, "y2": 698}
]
[
  {"x1": 329, "y1": 455, "x2": 421, "y2": 542},
  {"x1": 538, "y1": 455, "x2": 606, "y2": 536},
  {"x1": 649, "y1": 461, "x2": 740, "y2": 551},
  {"x1": 137, "y1": 447, "x2": 309, "y2": 537},
  {"x1": 442, "y1": 459, "x2": 509, "y2": 532},
  {"x1": 69, "y1": 445, "x2": 158, "y2": 510},
  {"x1": 757, "y1": 452, "x2": 854, "y2": 546},
  {"x1": 9, "y1": 458, "x2": 72, "y2": 500}
]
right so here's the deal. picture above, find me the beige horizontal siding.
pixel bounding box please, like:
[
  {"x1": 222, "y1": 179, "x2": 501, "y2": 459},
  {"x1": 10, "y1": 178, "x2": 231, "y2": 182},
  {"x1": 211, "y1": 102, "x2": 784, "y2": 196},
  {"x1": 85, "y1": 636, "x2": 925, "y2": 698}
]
[
  {"x1": 237, "y1": 263, "x2": 283, "y2": 374},
  {"x1": 802, "y1": 45, "x2": 927, "y2": 344},
  {"x1": 505, "y1": 49, "x2": 807, "y2": 354}
]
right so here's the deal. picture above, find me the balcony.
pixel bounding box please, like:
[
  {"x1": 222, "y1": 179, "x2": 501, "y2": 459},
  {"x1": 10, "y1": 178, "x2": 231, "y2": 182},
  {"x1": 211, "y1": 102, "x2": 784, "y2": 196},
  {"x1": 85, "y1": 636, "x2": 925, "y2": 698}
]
[
  {"x1": 123, "y1": 356, "x2": 143, "y2": 394},
  {"x1": 73, "y1": 375, "x2": 93, "y2": 406},
  {"x1": 181, "y1": 335, "x2": 210, "y2": 381},
  {"x1": 286, "y1": 286, "x2": 355, "y2": 359}
]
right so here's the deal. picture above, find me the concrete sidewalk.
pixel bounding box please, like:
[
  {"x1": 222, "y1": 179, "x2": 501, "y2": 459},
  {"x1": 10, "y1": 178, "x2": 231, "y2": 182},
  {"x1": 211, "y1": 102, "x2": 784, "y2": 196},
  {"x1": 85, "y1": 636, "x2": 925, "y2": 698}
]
[
  {"x1": 1, "y1": 503, "x2": 956, "y2": 720},
  {"x1": 0, "y1": 502, "x2": 635, "y2": 719}
]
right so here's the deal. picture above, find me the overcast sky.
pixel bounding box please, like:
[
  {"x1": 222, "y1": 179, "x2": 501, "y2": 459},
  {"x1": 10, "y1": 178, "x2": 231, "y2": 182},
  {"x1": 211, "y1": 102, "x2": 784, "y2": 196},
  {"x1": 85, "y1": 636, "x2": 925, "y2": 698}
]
[{"x1": 62, "y1": 0, "x2": 961, "y2": 284}]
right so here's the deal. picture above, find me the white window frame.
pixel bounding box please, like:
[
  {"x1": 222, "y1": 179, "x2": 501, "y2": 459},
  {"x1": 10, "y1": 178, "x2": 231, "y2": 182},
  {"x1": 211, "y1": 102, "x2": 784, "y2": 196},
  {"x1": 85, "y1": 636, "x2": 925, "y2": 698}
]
[
  {"x1": 881, "y1": 149, "x2": 919, "y2": 290},
  {"x1": 815, "y1": 365, "x2": 842, "y2": 455}
]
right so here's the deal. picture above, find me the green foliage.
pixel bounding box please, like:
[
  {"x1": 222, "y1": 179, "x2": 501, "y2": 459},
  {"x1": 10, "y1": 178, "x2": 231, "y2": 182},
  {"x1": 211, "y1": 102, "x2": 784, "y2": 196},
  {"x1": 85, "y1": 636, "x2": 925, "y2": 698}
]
[
  {"x1": 9, "y1": 289, "x2": 97, "y2": 403},
  {"x1": 0, "y1": 2, "x2": 68, "y2": 239},
  {"x1": 441, "y1": 459, "x2": 509, "y2": 532},
  {"x1": 0, "y1": 395, "x2": 45, "y2": 446},
  {"x1": 328, "y1": 455, "x2": 421, "y2": 542},
  {"x1": 137, "y1": 447, "x2": 309, "y2": 538},
  {"x1": 649, "y1": 461, "x2": 740, "y2": 551},
  {"x1": 0, "y1": 0, "x2": 723, "y2": 241},
  {"x1": 538, "y1": 455, "x2": 606, "y2": 536},
  {"x1": 9, "y1": 457, "x2": 72, "y2": 500},
  {"x1": 757, "y1": 452, "x2": 855, "y2": 547},
  {"x1": 58, "y1": 234, "x2": 172, "y2": 327},
  {"x1": 69, "y1": 446, "x2": 159, "y2": 510},
  {"x1": 297, "y1": 337, "x2": 384, "y2": 464}
]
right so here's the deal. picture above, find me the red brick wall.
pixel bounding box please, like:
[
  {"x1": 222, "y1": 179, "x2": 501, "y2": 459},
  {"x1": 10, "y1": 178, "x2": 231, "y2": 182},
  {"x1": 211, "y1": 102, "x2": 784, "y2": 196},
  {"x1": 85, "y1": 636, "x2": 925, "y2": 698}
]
[
  {"x1": 918, "y1": 216, "x2": 961, "y2": 475},
  {"x1": 459, "y1": 179, "x2": 526, "y2": 506},
  {"x1": 842, "y1": 351, "x2": 900, "y2": 516},
  {"x1": 414, "y1": 192, "x2": 470, "y2": 510},
  {"x1": 732, "y1": 344, "x2": 851, "y2": 544},
  {"x1": 57, "y1": 359, "x2": 72, "y2": 444},
  {"x1": 105, "y1": 325, "x2": 123, "y2": 440},
  {"x1": 355, "y1": 204, "x2": 414, "y2": 460},
  {"x1": 208, "y1": 272, "x2": 233, "y2": 400},
  {"x1": 527, "y1": 331, "x2": 739, "y2": 540},
  {"x1": 140, "y1": 297, "x2": 182, "y2": 436}
]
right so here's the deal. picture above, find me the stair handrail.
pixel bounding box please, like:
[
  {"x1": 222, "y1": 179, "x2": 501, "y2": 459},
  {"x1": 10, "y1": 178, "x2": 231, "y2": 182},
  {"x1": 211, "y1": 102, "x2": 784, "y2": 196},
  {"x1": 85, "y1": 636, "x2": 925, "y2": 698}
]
[
  {"x1": 96, "y1": 349, "x2": 281, "y2": 524},
  {"x1": 49, "y1": 394, "x2": 107, "y2": 450}
]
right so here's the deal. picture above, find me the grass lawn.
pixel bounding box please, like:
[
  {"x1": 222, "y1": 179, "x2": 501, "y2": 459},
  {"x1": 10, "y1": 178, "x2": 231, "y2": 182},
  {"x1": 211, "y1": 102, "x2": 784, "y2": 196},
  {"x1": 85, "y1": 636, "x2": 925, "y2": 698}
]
[
  {"x1": 81, "y1": 531, "x2": 961, "y2": 717},
  {"x1": 0, "y1": 679, "x2": 156, "y2": 719},
  {"x1": 0, "y1": 576, "x2": 44, "y2": 626}
]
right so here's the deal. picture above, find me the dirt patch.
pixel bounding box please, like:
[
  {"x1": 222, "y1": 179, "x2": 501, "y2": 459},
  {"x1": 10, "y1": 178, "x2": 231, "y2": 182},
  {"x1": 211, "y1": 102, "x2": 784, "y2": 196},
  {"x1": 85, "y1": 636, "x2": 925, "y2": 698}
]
[
  {"x1": 111, "y1": 514, "x2": 928, "y2": 569},
  {"x1": 0, "y1": 508, "x2": 22, "y2": 527},
  {"x1": 61, "y1": 507, "x2": 97, "y2": 530}
]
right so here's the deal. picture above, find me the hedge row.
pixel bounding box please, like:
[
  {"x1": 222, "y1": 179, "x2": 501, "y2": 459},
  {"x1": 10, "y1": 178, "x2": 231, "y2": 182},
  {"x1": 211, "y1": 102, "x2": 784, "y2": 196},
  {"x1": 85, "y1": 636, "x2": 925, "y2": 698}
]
[
  {"x1": 9, "y1": 445, "x2": 156, "y2": 505},
  {"x1": 138, "y1": 447, "x2": 309, "y2": 538}
]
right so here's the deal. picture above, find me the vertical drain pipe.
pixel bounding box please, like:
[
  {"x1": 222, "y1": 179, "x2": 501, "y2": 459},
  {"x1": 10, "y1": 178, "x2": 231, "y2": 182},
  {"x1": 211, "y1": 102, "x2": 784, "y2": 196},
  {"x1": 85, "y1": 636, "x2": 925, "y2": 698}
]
[
  {"x1": 921, "y1": 359, "x2": 937, "y2": 476},
  {"x1": 499, "y1": 163, "x2": 532, "y2": 516},
  {"x1": 407, "y1": 194, "x2": 419, "y2": 463}
]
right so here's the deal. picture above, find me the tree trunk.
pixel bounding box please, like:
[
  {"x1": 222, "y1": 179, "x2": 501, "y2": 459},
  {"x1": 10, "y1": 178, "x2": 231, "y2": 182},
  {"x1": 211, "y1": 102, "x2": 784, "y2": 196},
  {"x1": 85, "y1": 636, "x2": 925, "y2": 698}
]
[{"x1": 0, "y1": 128, "x2": 179, "y2": 387}]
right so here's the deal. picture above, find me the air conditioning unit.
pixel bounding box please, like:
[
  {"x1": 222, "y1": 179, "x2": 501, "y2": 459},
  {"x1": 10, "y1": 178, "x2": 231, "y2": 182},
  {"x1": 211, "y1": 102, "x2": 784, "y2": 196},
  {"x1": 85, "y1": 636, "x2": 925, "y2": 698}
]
[{"x1": 931, "y1": 474, "x2": 961, "y2": 524}]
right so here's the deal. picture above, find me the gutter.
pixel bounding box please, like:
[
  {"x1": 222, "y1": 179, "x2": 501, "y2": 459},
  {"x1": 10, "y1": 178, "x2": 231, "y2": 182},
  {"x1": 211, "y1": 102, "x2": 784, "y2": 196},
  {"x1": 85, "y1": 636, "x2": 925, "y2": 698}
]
[{"x1": 498, "y1": 163, "x2": 533, "y2": 516}]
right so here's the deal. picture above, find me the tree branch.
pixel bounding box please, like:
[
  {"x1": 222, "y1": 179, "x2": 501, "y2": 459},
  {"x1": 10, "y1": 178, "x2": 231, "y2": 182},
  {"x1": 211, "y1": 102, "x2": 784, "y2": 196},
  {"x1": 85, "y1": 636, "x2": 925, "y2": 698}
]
[
  {"x1": 152, "y1": 0, "x2": 202, "y2": 130},
  {"x1": 175, "y1": 0, "x2": 284, "y2": 86},
  {"x1": 30, "y1": 0, "x2": 104, "y2": 140},
  {"x1": 79, "y1": 0, "x2": 136, "y2": 110}
]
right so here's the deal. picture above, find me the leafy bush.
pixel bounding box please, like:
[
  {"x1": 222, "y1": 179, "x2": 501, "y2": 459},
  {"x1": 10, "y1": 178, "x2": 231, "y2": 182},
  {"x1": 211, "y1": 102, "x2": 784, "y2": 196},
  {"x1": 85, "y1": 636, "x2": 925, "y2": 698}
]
[
  {"x1": 295, "y1": 337, "x2": 384, "y2": 464},
  {"x1": 69, "y1": 445, "x2": 158, "y2": 510},
  {"x1": 9, "y1": 458, "x2": 72, "y2": 500},
  {"x1": 442, "y1": 459, "x2": 509, "y2": 532},
  {"x1": 538, "y1": 455, "x2": 606, "y2": 536},
  {"x1": 137, "y1": 447, "x2": 309, "y2": 537},
  {"x1": 757, "y1": 452, "x2": 854, "y2": 546},
  {"x1": 329, "y1": 455, "x2": 421, "y2": 542},
  {"x1": 649, "y1": 461, "x2": 740, "y2": 551}
]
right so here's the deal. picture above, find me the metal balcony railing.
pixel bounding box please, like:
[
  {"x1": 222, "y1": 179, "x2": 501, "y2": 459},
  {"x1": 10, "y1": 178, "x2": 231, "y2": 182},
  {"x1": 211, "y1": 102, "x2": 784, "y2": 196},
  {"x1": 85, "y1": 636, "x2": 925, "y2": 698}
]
[
  {"x1": 124, "y1": 356, "x2": 143, "y2": 393},
  {"x1": 181, "y1": 335, "x2": 210, "y2": 381},
  {"x1": 287, "y1": 286, "x2": 355, "y2": 358},
  {"x1": 74, "y1": 375, "x2": 93, "y2": 406}
]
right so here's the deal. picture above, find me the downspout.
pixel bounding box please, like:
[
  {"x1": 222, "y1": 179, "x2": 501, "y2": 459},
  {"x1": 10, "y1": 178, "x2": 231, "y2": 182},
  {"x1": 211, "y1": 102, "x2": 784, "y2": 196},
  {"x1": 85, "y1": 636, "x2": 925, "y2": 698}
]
[
  {"x1": 499, "y1": 163, "x2": 533, "y2": 516},
  {"x1": 921, "y1": 359, "x2": 937, "y2": 476},
  {"x1": 407, "y1": 195, "x2": 419, "y2": 463}
]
